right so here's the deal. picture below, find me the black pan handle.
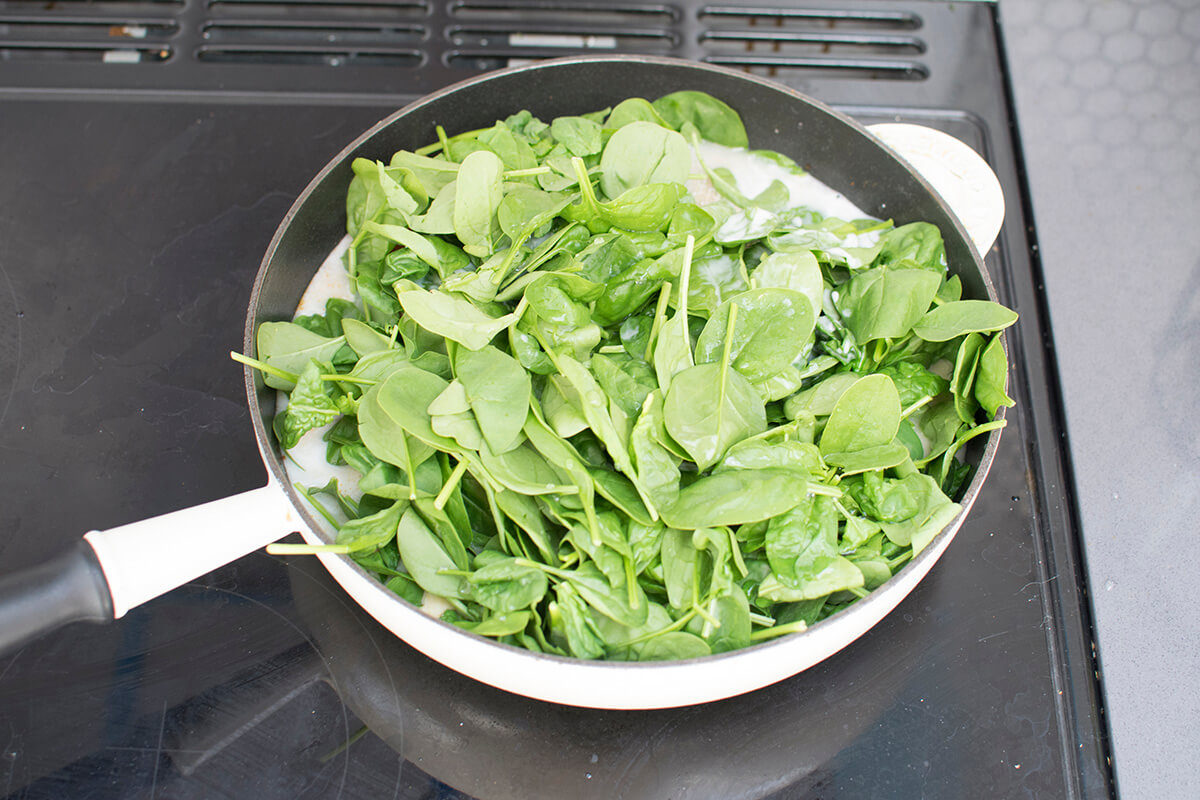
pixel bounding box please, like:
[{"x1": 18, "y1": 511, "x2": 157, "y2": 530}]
[{"x1": 0, "y1": 540, "x2": 114, "y2": 654}]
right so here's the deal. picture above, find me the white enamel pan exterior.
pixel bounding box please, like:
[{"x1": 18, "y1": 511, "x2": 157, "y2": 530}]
[{"x1": 5, "y1": 56, "x2": 1006, "y2": 709}]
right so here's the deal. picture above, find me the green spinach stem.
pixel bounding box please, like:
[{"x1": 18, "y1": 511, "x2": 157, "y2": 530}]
[{"x1": 230, "y1": 351, "x2": 297, "y2": 385}]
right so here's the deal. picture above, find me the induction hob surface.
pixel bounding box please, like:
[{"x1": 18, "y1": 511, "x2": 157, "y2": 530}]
[{"x1": 0, "y1": 2, "x2": 1111, "y2": 798}]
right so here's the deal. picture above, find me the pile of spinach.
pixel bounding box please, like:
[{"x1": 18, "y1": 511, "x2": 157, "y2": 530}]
[{"x1": 240, "y1": 91, "x2": 1017, "y2": 662}]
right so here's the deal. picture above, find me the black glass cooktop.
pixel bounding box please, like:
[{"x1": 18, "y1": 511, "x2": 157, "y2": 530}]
[{"x1": 0, "y1": 2, "x2": 1112, "y2": 798}]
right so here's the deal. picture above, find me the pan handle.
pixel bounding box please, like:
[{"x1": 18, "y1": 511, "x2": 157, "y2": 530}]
[
  {"x1": 0, "y1": 483, "x2": 300, "y2": 654},
  {"x1": 867, "y1": 123, "x2": 1006, "y2": 258},
  {"x1": 83, "y1": 484, "x2": 300, "y2": 619},
  {"x1": 0, "y1": 540, "x2": 113, "y2": 655}
]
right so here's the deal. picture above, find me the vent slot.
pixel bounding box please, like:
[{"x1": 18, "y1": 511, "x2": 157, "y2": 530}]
[
  {"x1": 0, "y1": 17, "x2": 178, "y2": 39},
  {"x1": 446, "y1": 1, "x2": 675, "y2": 71},
  {"x1": 0, "y1": 40, "x2": 172, "y2": 62},
  {"x1": 0, "y1": 0, "x2": 182, "y2": 10},
  {"x1": 449, "y1": 1, "x2": 677, "y2": 26},
  {"x1": 448, "y1": 26, "x2": 675, "y2": 51},
  {"x1": 700, "y1": 30, "x2": 923, "y2": 58},
  {"x1": 700, "y1": 6, "x2": 921, "y2": 31},
  {"x1": 703, "y1": 54, "x2": 926, "y2": 81},
  {"x1": 195, "y1": 43, "x2": 421, "y2": 66},
  {"x1": 205, "y1": 0, "x2": 429, "y2": 23},
  {"x1": 0, "y1": 5, "x2": 176, "y2": 63}
]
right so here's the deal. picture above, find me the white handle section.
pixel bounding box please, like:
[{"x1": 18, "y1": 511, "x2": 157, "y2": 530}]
[
  {"x1": 867, "y1": 123, "x2": 1006, "y2": 257},
  {"x1": 83, "y1": 484, "x2": 302, "y2": 618}
]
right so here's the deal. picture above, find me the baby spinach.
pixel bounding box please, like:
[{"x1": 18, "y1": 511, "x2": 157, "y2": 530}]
[
  {"x1": 453, "y1": 345, "x2": 530, "y2": 455},
  {"x1": 913, "y1": 299, "x2": 1019, "y2": 342},
  {"x1": 256, "y1": 322, "x2": 346, "y2": 391},
  {"x1": 664, "y1": 361, "x2": 767, "y2": 472},
  {"x1": 974, "y1": 334, "x2": 1016, "y2": 417},
  {"x1": 453, "y1": 150, "x2": 506, "y2": 257},
  {"x1": 598, "y1": 121, "x2": 691, "y2": 199},
  {"x1": 819, "y1": 374, "x2": 902, "y2": 456},
  {"x1": 694, "y1": 289, "x2": 816, "y2": 383},
  {"x1": 278, "y1": 360, "x2": 341, "y2": 448},
  {"x1": 662, "y1": 468, "x2": 812, "y2": 529},
  {"x1": 244, "y1": 90, "x2": 1018, "y2": 664},
  {"x1": 396, "y1": 506, "x2": 470, "y2": 599},
  {"x1": 396, "y1": 286, "x2": 526, "y2": 351},
  {"x1": 835, "y1": 267, "x2": 943, "y2": 344},
  {"x1": 652, "y1": 90, "x2": 748, "y2": 148}
]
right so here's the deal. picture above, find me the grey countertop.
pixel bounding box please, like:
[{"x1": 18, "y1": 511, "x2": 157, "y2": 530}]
[{"x1": 998, "y1": 1, "x2": 1199, "y2": 797}]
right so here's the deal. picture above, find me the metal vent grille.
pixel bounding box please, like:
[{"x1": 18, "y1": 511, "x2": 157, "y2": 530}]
[
  {"x1": 199, "y1": 0, "x2": 427, "y2": 66},
  {"x1": 0, "y1": 0, "x2": 946, "y2": 95},
  {"x1": 445, "y1": 1, "x2": 676, "y2": 71},
  {"x1": 440, "y1": 2, "x2": 928, "y2": 81},
  {"x1": 699, "y1": 5, "x2": 927, "y2": 81},
  {"x1": 0, "y1": 0, "x2": 178, "y2": 63}
]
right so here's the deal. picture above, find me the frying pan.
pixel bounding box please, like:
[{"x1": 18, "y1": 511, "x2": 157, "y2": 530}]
[{"x1": 0, "y1": 55, "x2": 1006, "y2": 709}]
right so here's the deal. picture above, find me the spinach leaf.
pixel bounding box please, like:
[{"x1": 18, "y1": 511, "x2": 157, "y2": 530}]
[
  {"x1": 638, "y1": 631, "x2": 712, "y2": 661},
  {"x1": 784, "y1": 371, "x2": 863, "y2": 419},
  {"x1": 652, "y1": 90, "x2": 749, "y2": 148},
  {"x1": 357, "y1": 381, "x2": 436, "y2": 481},
  {"x1": 469, "y1": 557, "x2": 549, "y2": 613},
  {"x1": 974, "y1": 335, "x2": 1015, "y2": 417},
  {"x1": 396, "y1": 506, "x2": 470, "y2": 598},
  {"x1": 550, "y1": 115, "x2": 604, "y2": 157},
  {"x1": 873, "y1": 222, "x2": 946, "y2": 270},
  {"x1": 567, "y1": 562, "x2": 649, "y2": 628},
  {"x1": 913, "y1": 300, "x2": 1019, "y2": 342},
  {"x1": 598, "y1": 121, "x2": 691, "y2": 198},
  {"x1": 295, "y1": 297, "x2": 364, "y2": 339},
  {"x1": 478, "y1": 121, "x2": 539, "y2": 173},
  {"x1": 373, "y1": 365, "x2": 458, "y2": 452},
  {"x1": 835, "y1": 267, "x2": 943, "y2": 344},
  {"x1": 607, "y1": 97, "x2": 669, "y2": 130},
  {"x1": 590, "y1": 352, "x2": 656, "y2": 419},
  {"x1": 823, "y1": 443, "x2": 911, "y2": 475},
  {"x1": 751, "y1": 249, "x2": 824, "y2": 314},
  {"x1": 717, "y1": 438, "x2": 823, "y2": 474},
  {"x1": 341, "y1": 318, "x2": 392, "y2": 358},
  {"x1": 455, "y1": 611, "x2": 532, "y2": 638},
  {"x1": 950, "y1": 332, "x2": 986, "y2": 423},
  {"x1": 819, "y1": 374, "x2": 901, "y2": 456},
  {"x1": 694, "y1": 288, "x2": 816, "y2": 383},
  {"x1": 664, "y1": 361, "x2": 766, "y2": 471},
  {"x1": 765, "y1": 495, "x2": 842, "y2": 586},
  {"x1": 256, "y1": 322, "x2": 346, "y2": 391},
  {"x1": 453, "y1": 345, "x2": 531, "y2": 455},
  {"x1": 278, "y1": 360, "x2": 341, "y2": 449},
  {"x1": 570, "y1": 157, "x2": 685, "y2": 232},
  {"x1": 453, "y1": 150, "x2": 506, "y2": 257},
  {"x1": 661, "y1": 468, "x2": 811, "y2": 529},
  {"x1": 336, "y1": 500, "x2": 404, "y2": 553},
  {"x1": 396, "y1": 286, "x2": 525, "y2": 351},
  {"x1": 550, "y1": 583, "x2": 607, "y2": 660},
  {"x1": 685, "y1": 250, "x2": 748, "y2": 317},
  {"x1": 702, "y1": 584, "x2": 752, "y2": 654}
]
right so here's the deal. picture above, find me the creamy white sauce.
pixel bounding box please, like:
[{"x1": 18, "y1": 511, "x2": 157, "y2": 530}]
[
  {"x1": 295, "y1": 235, "x2": 355, "y2": 315},
  {"x1": 279, "y1": 236, "x2": 361, "y2": 535},
  {"x1": 687, "y1": 141, "x2": 871, "y2": 222}
]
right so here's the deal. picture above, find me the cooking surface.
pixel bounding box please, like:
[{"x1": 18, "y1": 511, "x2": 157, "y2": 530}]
[{"x1": 0, "y1": 2, "x2": 1113, "y2": 798}]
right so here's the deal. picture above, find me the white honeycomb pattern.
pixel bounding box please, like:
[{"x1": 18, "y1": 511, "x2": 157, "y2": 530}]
[
  {"x1": 1003, "y1": 0, "x2": 1199, "y2": 209},
  {"x1": 999, "y1": 2, "x2": 1200, "y2": 799}
]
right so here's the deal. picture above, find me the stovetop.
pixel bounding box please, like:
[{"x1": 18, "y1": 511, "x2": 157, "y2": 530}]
[{"x1": 0, "y1": 2, "x2": 1113, "y2": 798}]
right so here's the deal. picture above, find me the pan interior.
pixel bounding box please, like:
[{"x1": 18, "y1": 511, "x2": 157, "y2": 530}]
[{"x1": 243, "y1": 56, "x2": 1001, "y2": 667}]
